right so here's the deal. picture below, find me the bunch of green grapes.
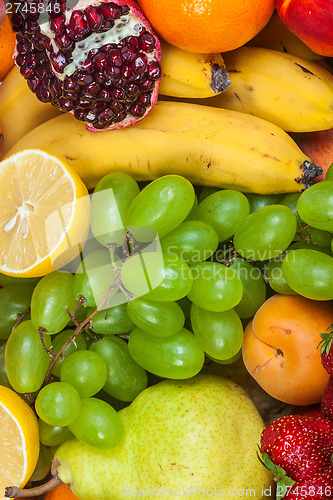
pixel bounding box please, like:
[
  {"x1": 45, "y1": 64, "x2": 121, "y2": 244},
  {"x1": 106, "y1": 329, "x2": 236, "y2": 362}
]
[{"x1": 0, "y1": 169, "x2": 332, "y2": 476}]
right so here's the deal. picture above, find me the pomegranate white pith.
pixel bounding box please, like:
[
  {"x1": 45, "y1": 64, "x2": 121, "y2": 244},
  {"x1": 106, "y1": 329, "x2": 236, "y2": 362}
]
[{"x1": 12, "y1": 0, "x2": 162, "y2": 131}]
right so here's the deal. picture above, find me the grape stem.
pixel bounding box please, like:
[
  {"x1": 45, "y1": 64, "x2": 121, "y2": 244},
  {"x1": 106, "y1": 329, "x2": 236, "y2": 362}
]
[
  {"x1": 4, "y1": 472, "x2": 62, "y2": 497},
  {"x1": 11, "y1": 307, "x2": 30, "y2": 333},
  {"x1": 43, "y1": 267, "x2": 123, "y2": 385}
]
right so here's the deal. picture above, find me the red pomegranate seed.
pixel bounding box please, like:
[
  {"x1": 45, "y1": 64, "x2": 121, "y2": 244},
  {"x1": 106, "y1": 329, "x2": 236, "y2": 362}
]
[
  {"x1": 35, "y1": 65, "x2": 46, "y2": 78},
  {"x1": 138, "y1": 92, "x2": 151, "y2": 107},
  {"x1": 16, "y1": 54, "x2": 26, "y2": 66},
  {"x1": 80, "y1": 59, "x2": 94, "y2": 73},
  {"x1": 127, "y1": 36, "x2": 139, "y2": 50},
  {"x1": 99, "y1": 107, "x2": 115, "y2": 121},
  {"x1": 55, "y1": 33, "x2": 74, "y2": 51},
  {"x1": 99, "y1": 88, "x2": 112, "y2": 100},
  {"x1": 85, "y1": 6, "x2": 104, "y2": 29},
  {"x1": 64, "y1": 77, "x2": 80, "y2": 92},
  {"x1": 130, "y1": 104, "x2": 145, "y2": 117},
  {"x1": 100, "y1": 3, "x2": 121, "y2": 20},
  {"x1": 78, "y1": 99, "x2": 92, "y2": 108},
  {"x1": 69, "y1": 11, "x2": 90, "y2": 40},
  {"x1": 58, "y1": 98, "x2": 75, "y2": 111},
  {"x1": 86, "y1": 82, "x2": 101, "y2": 95},
  {"x1": 112, "y1": 87, "x2": 125, "y2": 100},
  {"x1": 26, "y1": 53, "x2": 38, "y2": 68},
  {"x1": 93, "y1": 53, "x2": 108, "y2": 69},
  {"x1": 121, "y1": 46, "x2": 137, "y2": 64},
  {"x1": 36, "y1": 85, "x2": 51, "y2": 103},
  {"x1": 147, "y1": 61, "x2": 162, "y2": 80},
  {"x1": 27, "y1": 75, "x2": 41, "y2": 92},
  {"x1": 74, "y1": 108, "x2": 86, "y2": 121},
  {"x1": 107, "y1": 49, "x2": 122, "y2": 67},
  {"x1": 132, "y1": 53, "x2": 147, "y2": 74},
  {"x1": 141, "y1": 78, "x2": 154, "y2": 91},
  {"x1": 139, "y1": 32, "x2": 155, "y2": 52},
  {"x1": 11, "y1": 12, "x2": 25, "y2": 32},
  {"x1": 50, "y1": 15, "x2": 66, "y2": 35},
  {"x1": 20, "y1": 65, "x2": 34, "y2": 78},
  {"x1": 122, "y1": 65, "x2": 135, "y2": 81},
  {"x1": 74, "y1": 72, "x2": 94, "y2": 85},
  {"x1": 107, "y1": 66, "x2": 121, "y2": 79},
  {"x1": 110, "y1": 100, "x2": 125, "y2": 113},
  {"x1": 50, "y1": 51, "x2": 67, "y2": 73}
]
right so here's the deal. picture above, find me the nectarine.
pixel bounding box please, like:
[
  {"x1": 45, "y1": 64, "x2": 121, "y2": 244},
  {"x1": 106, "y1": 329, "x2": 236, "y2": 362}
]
[
  {"x1": 276, "y1": 0, "x2": 333, "y2": 57},
  {"x1": 242, "y1": 294, "x2": 333, "y2": 405}
]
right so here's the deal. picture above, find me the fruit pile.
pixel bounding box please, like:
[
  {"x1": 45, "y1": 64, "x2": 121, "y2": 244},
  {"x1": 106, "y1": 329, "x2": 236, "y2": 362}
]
[{"x1": 0, "y1": 0, "x2": 332, "y2": 499}]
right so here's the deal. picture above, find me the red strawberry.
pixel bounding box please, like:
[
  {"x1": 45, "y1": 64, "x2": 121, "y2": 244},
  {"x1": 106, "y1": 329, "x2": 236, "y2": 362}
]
[
  {"x1": 321, "y1": 376, "x2": 333, "y2": 421},
  {"x1": 318, "y1": 324, "x2": 333, "y2": 375},
  {"x1": 284, "y1": 467, "x2": 333, "y2": 500},
  {"x1": 260, "y1": 415, "x2": 333, "y2": 482}
]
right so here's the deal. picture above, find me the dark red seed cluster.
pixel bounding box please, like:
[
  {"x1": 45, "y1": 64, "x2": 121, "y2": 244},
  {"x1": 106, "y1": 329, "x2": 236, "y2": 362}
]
[{"x1": 12, "y1": 0, "x2": 162, "y2": 130}]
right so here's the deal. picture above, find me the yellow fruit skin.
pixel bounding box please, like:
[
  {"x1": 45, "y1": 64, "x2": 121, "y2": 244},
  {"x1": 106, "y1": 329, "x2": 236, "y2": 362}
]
[
  {"x1": 0, "y1": 385, "x2": 39, "y2": 488},
  {"x1": 249, "y1": 11, "x2": 325, "y2": 61},
  {"x1": 55, "y1": 375, "x2": 274, "y2": 500},
  {"x1": 200, "y1": 46, "x2": 333, "y2": 132},
  {"x1": 0, "y1": 66, "x2": 62, "y2": 158},
  {"x1": 6, "y1": 101, "x2": 317, "y2": 195},
  {"x1": 0, "y1": 150, "x2": 90, "y2": 278},
  {"x1": 159, "y1": 39, "x2": 231, "y2": 98}
]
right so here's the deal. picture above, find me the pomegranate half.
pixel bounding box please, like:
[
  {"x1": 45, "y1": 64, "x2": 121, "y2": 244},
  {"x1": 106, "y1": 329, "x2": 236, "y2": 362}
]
[{"x1": 12, "y1": 0, "x2": 162, "y2": 131}]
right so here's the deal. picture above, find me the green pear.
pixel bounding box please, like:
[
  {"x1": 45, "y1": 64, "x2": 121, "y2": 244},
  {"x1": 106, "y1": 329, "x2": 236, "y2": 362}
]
[{"x1": 54, "y1": 374, "x2": 274, "y2": 500}]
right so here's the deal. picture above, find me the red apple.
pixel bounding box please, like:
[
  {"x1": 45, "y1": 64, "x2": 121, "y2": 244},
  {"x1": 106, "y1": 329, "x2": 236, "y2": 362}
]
[
  {"x1": 292, "y1": 128, "x2": 333, "y2": 182},
  {"x1": 276, "y1": 0, "x2": 333, "y2": 57}
]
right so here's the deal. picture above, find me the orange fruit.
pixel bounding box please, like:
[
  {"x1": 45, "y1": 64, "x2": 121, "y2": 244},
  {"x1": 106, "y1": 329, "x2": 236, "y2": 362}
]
[
  {"x1": 0, "y1": 385, "x2": 40, "y2": 498},
  {"x1": 242, "y1": 294, "x2": 333, "y2": 406},
  {"x1": 45, "y1": 483, "x2": 80, "y2": 500},
  {"x1": 0, "y1": 15, "x2": 15, "y2": 81},
  {"x1": 0, "y1": 149, "x2": 90, "y2": 278},
  {"x1": 137, "y1": 0, "x2": 275, "y2": 53}
]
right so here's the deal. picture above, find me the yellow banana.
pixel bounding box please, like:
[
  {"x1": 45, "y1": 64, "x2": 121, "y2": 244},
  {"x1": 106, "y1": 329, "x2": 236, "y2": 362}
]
[
  {"x1": 159, "y1": 39, "x2": 230, "y2": 98},
  {"x1": 250, "y1": 11, "x2": 325, "y2": 61},
  {"x1": 6, "y1": 101, "x2": 320, "y2": 194},
  {"x1": 198, "y1": 46, "x2": 333, "y2": 132},
  {"x1": 0, "y1": 66, "x2": 62, "y2": 157}
]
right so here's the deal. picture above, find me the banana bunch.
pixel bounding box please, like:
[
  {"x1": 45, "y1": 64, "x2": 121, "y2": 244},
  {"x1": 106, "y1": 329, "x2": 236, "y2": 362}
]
[
  {"x1": 159, "y1": 39, "x2": 231, "y2": 98},
  {"x1": 249, "y1": 11, "x2": 325, "y2": 61},
  {"x1": 193, "y1": 46, "x2": 333, "y2": 133},
  {"x1": 6, "y1": 101, "x2": 320, "y2": 194},
  {"x1": 0, "y1": 66, "x2": 62, "y2": 157}
]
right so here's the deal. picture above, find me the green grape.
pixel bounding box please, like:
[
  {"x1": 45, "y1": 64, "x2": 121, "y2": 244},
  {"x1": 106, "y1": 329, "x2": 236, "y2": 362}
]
[
  {"x1": 91, "y1": 172, "x2": 140, "y2": 247},
  {"x1": 187, "y1": 262, "x2": 243, "y2": 312},
  {"x1": 177, "y1": 296, "x2": 192, "y2": 320},
  {"x1": 310, "y1": 228, "x2": 332, "y2": 247},
  {"x1": 326, "y1": 163, "x2": 333, "y2": 180},
  {"x1": 207, "y1": 349, "x2": 242, "y2": 365},
  {"x1": 191, "y1": 304, "x2": 243, "y2": 361},
  {"x1": 279, "y1": 192, "x2": 301, "y2": 215},
  {"x1": 127, "y1": 297, "x2": 185, "y2": 337},
  {"x1": 121, "y1": 252, "x2": 192, "y2": 302},
  {"x1": 60, "y1": 350, "x2": 108, "y2": 398},
  {"x1": 67, "y1": 303, "x2": 89, "y2": 327},
  {"x1": 198, "y1": 187, "x2": 220, "y2": 203},
  {"x1": 30, "y1": 444, "x2": 55, "y2": 482},
  {"x1": 73, "y1": 250, "x2": 118, "y2": 308},
  {"x1": 126, "y1": 175, "x2": 195, "y2": 241},
  {"x1": 35, "y1": 382, "x2": 81, "y2": 427},
  {"x1": 229, "y1": 258, "x2": 266, "y2": 319},
  {"x1": 89, "y1": 303, "x2": 134, "y2": 335},
  {"x1": 192, "y1": 190, "x2": 250, "y2": 242},
  {"x1": 0, "y1": 344, "x2": 11, "y2": 388},
  {"x1": 282, "y1": 249, "x2": 333, "y2": 300},
  {"x1": 89, "y1": 336, "x2": 147, "y2": 402},
  {"x1": 297, "y1": 181, "x2": 333, "y2": 231},
  {"x1": 5, "y1": 320, "x2": 51, "y2": 393},
  {"x1": 265, "y1": 258, "x2": 296, "y2": 295},
  {"x1": 69, "y1": 397, "x2": 124, "y2": 449},
  {"x1": 39, "y1": 419, "x2": 74, "y2": 447},
  {"x1": 128, "y1": 327, "x2": 205, "y2": 379},
  {"x1": 0, "y1": 274, "x2": 40, "y2": 288},
  {"x1": 289, "y1": 239, "x2": 332, "y2": 255},
  {"x1": 51, "y1": 330, "x2": 87, "y2": 378},
  {"x1": 161, "y1": 220, "x2": 219, "y2": 265},
  {"x1": 245, "y1": 193, "x2": 283, "y2": 212},
  {"x1": 0, "y1": 285, "x2": 33, "y2": 339},
  {"x1": 234, "y1": 205, "x2": 297, "y2": 261},
  {"x1": 95, "y1": 390, "x2": 130, "y2": 411},
  {"x1": 31, "y1": 271, "x2": 76, "y2": 334},
  {"x1": 185, "y1": 195, "x2": 199, "y2": 221}
]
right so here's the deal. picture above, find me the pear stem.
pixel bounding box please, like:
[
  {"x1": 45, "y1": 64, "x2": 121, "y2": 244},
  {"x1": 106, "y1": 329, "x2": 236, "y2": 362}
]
[{"x1": 4, "y1": 474, "x2": 63, "y2": 498}]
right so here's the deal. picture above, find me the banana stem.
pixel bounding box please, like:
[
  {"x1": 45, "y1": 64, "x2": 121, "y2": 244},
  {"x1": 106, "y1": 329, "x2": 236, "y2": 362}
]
[{"x1": 5, "y1": 473, "x2": 62, "y2": 497}]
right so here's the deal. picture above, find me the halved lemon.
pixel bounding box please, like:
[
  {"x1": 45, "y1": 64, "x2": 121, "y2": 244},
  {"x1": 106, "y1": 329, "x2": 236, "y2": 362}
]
[
  {"x1": 0, "y1": 149, "x2": 90, "y2": 277},
  {"x1": 0, "y1": 385, "x2": 39, "y2": 499}
]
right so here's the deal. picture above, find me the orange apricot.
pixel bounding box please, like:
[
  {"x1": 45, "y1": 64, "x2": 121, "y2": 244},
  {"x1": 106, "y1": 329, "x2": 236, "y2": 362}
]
[{"x1": 242, "y1": 294, "x2": 333, "y2": 405}]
